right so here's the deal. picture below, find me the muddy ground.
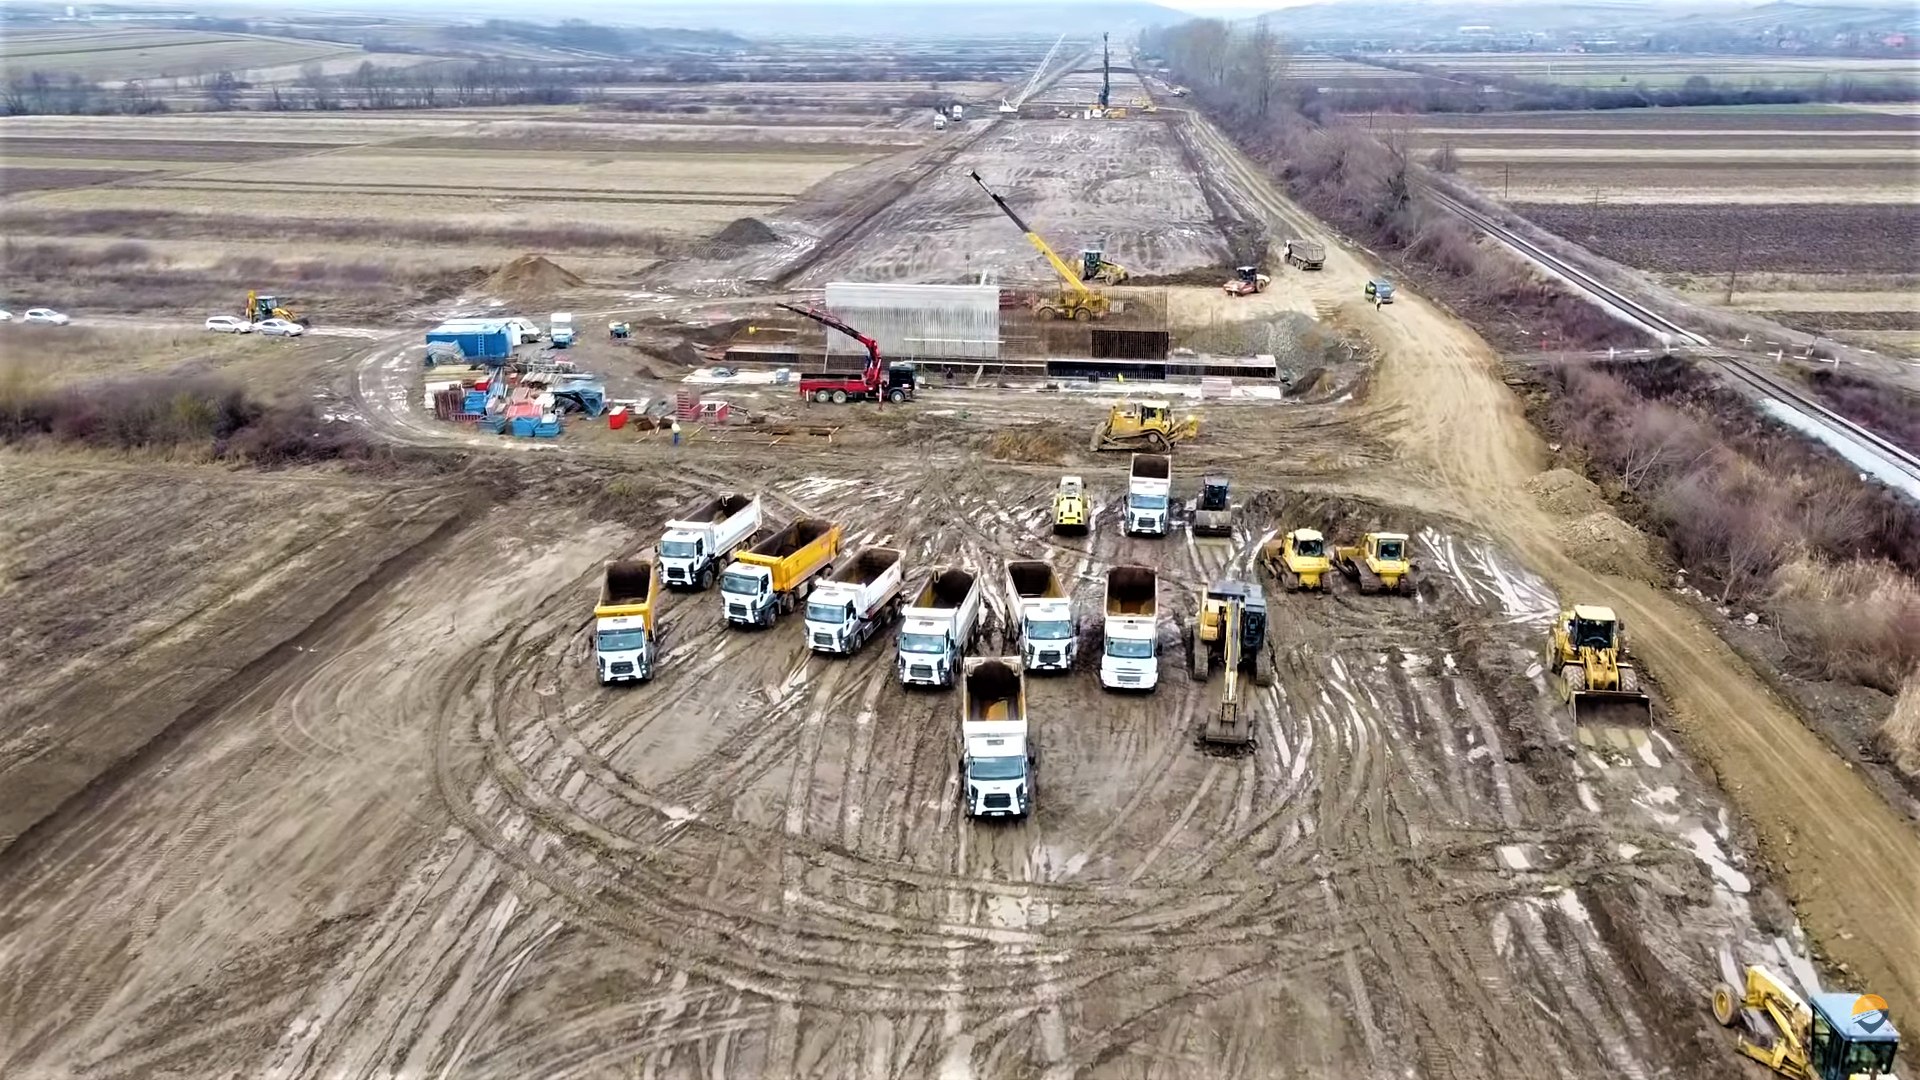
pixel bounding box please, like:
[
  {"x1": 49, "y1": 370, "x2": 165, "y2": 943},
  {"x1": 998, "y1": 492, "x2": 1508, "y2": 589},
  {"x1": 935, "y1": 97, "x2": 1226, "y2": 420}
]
[
  {"x1": 2, "y1": 73, "x2": 1917, "y2": 1080},
  {"x1": 0, "y1": 373, "x2": 1834, "y2": 1079}
]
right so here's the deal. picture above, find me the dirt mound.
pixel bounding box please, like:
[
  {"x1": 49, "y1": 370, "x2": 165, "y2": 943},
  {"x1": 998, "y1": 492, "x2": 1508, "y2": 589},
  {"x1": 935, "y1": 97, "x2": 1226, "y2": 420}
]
[
  {"x1": 484, "y1": 254, "x2": 584, "y2": 297},
  {"x1": 986, "y1": 427, "x2": 1070, "y2": 464},
  {"x1": 1555, "y1": 511, "x2": 1658, "y2": 583},
  {"x1": 1526, "y1": 468, "x2": 1606, "y2": 519},
  {"x1": 714, "y1": 217, "x2": 778, "y2": 245}
]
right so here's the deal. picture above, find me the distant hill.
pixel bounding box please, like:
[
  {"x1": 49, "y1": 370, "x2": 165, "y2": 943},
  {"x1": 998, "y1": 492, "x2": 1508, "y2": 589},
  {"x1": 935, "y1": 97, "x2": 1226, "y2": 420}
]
[
  {"x1": 603, "y1": 3, "x2": 1190, "y2": 37},
  {"x1": 1253, "y1": 0, "x2": 1920, "y2": 43}
]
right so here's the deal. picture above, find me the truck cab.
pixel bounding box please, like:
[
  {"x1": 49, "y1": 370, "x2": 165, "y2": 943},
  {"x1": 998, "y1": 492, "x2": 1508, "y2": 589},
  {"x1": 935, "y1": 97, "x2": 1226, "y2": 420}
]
[
  {"x1": 595, "y1": 614, "x2": 653, "y2": 684},
  {"x1": 550, "y1": 311, "x2": 576, "y2": 347},
  {"x1": 963, "y1": 726, "x2": 1033, "y2": 818},
  {"x1": 659, "y1": 528, "x2": 714, "y2": 586},
  {"x1": 1020, "y1": 600, "x2": 1075, "y2": 671},
  {"x1": 1100, "y1": 565, "x2": 1159, "y2": 691},
  {"x1": 719, "y1": 563, "x2": 775, "y2": 626}
]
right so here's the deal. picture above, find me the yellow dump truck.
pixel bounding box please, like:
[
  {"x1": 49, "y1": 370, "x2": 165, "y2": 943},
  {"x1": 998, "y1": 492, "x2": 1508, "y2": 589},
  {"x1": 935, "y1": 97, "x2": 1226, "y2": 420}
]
[
  {"x1": 720, "y1": 518, "x2": 842, "y2": 628},
  {"x1": 594, "y1": 557, "x2": 661, "y2": 685}
]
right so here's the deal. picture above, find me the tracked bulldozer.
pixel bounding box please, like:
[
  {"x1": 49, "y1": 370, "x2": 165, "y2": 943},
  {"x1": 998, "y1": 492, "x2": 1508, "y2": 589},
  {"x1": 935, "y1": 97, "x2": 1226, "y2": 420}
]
[
  {"x1": 1090, "y1": 400, "x2": 1199, "y2": 453},
  {"x1": 1190, "y1": 579, "x2": 1272, "y2": 749},
  {"x1": 1548, "y1": 605, "x2": 1653, "y2": 728},
  {"x1": 1262, "y1": 528, "x2": 1332, "y2": 592},
  {"x1": 1712, "y1": 959, "x2": 1900, "y2": 1080},
  {"x1": 1333, "y1": 532, "x2": 1414, "y2": 594}
]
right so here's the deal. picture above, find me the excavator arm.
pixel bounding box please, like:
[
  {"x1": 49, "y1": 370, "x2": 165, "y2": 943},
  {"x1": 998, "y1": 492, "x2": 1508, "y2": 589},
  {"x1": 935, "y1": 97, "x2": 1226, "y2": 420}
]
[
  {"x1": 1219, "y1": 600, "x2": 1241, "y2": 719},
  {"x1": 777, "y1": 302, "x2": 883, "y2": 393},
  {"x1": 968, "y1": 171, "x2": 1094, "y2": 302}
]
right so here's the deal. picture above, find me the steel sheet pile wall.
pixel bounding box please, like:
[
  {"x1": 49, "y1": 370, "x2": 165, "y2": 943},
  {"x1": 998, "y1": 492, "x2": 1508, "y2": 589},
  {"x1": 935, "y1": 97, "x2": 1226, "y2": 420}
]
[{"x1": 824, "y1": 282, "x2": 999, "y2": 361}]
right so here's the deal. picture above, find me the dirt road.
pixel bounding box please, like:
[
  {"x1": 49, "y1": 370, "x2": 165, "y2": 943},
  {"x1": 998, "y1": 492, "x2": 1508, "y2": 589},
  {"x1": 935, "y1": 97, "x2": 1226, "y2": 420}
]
[{"x1": 1184, "y1": 110, "x2": 1920, "y2": 1019}]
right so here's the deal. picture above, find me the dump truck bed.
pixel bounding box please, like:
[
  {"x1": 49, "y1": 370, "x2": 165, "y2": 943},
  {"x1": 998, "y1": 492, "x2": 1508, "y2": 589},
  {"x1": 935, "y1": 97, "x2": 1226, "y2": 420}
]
[
  {"x1": 1006, "y1": 560, "x2": 1065, "y2": 601},
  {"x1": 1105, "y1": 565, "x2": 1156, "y2": 616},
  {"x1": 961, "y1": 657, "x2": 1026, "y2": 727},
  {"x1": 595, "y1": 558, "x2": 659, "y2": 630},
  {"x1": 738, "y1": 518, "x2": 841, "y2": 592}
]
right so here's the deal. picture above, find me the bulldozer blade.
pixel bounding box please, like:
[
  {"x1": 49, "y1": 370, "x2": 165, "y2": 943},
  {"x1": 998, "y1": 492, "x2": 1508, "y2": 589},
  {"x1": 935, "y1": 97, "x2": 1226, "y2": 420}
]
[{"x1": 1571, "y1": 690, "x2": 1653, "y2": 730}]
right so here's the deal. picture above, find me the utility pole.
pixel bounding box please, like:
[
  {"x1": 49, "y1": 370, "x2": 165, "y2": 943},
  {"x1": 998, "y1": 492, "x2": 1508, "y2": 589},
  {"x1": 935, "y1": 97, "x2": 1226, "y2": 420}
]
[
  {"x1": 1724, "y1": 231, "x2": 1744, "y2": 305},
  {"x1": 1503, "y1": 163, "x2": 1511, "y2": 201}
]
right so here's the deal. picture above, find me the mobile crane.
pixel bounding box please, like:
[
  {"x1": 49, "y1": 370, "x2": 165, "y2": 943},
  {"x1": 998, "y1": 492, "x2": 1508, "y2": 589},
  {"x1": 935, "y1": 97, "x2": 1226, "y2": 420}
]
[
  {"x1": 969, "y1": 170, "x2": 1111, "y2": 322},
  {"x1": 780, "y1": 302, "x2": 918, "y2": 404}
]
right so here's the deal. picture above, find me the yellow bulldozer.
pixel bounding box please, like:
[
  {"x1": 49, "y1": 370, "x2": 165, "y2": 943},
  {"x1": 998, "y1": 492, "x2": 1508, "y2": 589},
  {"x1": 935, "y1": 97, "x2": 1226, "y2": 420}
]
[
  {"x1": 1052, "y1": 475, "x2": 1088, "y2": 535},
  {"x1": 1190, "y1": 579, "x2": 1273, "y2": 749},
  {"x1": 1547, "y1": 605, "x2": 1653, "y2": 728},
  {"x1": 1712, "y1": 962, "x2": 1900, "y2": 1080},
  {"x1": 245, "y1": 290, "x2": 309, "y2": 326},
  {"x1": 1089, "y1": 400, "x2": 1199, "y2": 452},
  {"x1": 1262, "y1": 528, "x2": 1332, "y2": 593},
  {"x1": 1333, "y1": 532, "x2": 1414, "y2": 594}
]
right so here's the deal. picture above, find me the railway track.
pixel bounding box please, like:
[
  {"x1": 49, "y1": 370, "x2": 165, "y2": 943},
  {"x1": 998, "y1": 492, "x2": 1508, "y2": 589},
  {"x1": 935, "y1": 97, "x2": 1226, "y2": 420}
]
[{"x1": 1424, "y1": 188, "x2": 1920, "y2": 498}]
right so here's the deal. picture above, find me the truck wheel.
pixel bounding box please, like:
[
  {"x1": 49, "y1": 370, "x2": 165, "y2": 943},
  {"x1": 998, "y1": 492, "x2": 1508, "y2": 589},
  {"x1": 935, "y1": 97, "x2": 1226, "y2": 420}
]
[
  {"x1": 813, "y1": 389, "x2": 831, "y2": 403},
  {"x1": 889, "y1": 388, "x2": 906, "y2": 403},
  {"x1": 832, "y1": 390, "x2": 848, "y2": 404},
  {"x1": 697, "y1": 566, "x2": 714, "y2": 590},
  {"x1": 1038, "y1": 307, "x2": 1059, "y2": 321},
  {"x1": 1074, "y1": 308, "x2": 1092, "y2": 322}
]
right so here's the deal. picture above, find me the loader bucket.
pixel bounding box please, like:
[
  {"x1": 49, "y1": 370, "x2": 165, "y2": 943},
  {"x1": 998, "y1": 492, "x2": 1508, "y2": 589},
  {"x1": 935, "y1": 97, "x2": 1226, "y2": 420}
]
[{"x1": 1572, "y1": 690, "x2": 1653, "y2": 730}]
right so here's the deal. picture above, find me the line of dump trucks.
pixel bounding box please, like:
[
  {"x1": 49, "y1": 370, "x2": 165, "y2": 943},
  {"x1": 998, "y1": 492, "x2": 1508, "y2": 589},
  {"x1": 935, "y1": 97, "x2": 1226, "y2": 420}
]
[{"x1": 593, "y1": 477, "x2": 1652, "y2": 814}]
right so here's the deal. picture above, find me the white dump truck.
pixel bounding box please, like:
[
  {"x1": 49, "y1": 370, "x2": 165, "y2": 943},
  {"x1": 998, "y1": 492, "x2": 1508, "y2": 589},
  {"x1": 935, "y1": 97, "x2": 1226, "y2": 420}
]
[
  {"x1": 1005, "y1": 560, "x2": 1075, "y2": 673},
  {"x1": 1100, "y1": 565, "x2": 1159, "y2": 691},
  {"x1": 897, "y1": 566, "x2": 982, "y2": 688},
  {"x1": 594, "y1": 557, "x2": 660, "y2": 685},
  {"x1": 1124, "y1": 453, "x2": 1172, "y2": 536},
  {"x1": 805, "y1": 546, "x2": 906, "y2": 655},
  {"x1": 658, "y1": 493, "x2": 761, "y2": 590},
  {"x1": 959, "y1": 657, "x2": 1034, "y2": 819}
]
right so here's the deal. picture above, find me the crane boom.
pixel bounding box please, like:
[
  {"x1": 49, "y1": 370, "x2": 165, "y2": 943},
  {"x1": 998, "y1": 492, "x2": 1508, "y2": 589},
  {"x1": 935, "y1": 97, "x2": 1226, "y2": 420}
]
[
  {"x1": 968, "y1": 170, "x2": 1093, "y2": 301},
  {"x1": 777, "y1": 302, "x2": 882, "y2": 393},
  {"x1": 1013, "y1": 33, "x2": 1066, "y2": 110},
  {"x1": 1100, "y1": 33, "x2": 1111, "y2": 109}
]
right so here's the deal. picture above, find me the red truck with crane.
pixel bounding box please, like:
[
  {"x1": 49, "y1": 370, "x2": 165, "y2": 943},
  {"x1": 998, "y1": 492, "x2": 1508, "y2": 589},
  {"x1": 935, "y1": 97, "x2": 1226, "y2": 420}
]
[{"x1": 779, "y1": 302, "x2": 918, "y2": 404}]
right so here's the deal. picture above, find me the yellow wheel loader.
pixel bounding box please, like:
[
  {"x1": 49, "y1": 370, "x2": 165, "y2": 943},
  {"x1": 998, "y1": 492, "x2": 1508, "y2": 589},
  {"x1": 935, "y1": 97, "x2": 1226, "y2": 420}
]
[
  {"x1": 1090, "y1": 400, "x2": 1200, "y2": 452},
  {"x1": 1711, "y1": 962, "x2": 1900, "y2": 1080},
  {"x1": 1548, "y1": 605, "x2": 1653, "y2": 728},
  {"x1": 1052, "y1": 475, "x2": 1088, "y2": 535},
  {"x1": 1332, "y1": 532, "x2": 1414, "y2": 594},
  {"x1": 245, "y1": 290, "x2": 309, "y2": 327},
  {"x1": 1262, "y1": 528, "x2": 1332, "y2": 592},
  {"x1": 1189, "y1": 579, "x2": 1273, "y2": 749}
]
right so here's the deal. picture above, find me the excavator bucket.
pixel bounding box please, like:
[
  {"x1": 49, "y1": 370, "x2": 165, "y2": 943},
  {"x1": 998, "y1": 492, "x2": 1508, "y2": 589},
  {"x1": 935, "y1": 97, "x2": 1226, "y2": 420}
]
[{"x1": 1202, "y1": 705, "x2": 1254, "y2": 748}]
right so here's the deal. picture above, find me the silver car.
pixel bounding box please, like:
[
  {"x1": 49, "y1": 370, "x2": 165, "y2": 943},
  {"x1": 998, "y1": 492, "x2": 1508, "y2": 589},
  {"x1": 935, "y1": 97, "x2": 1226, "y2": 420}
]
[
  {"x1": 205, "y1": 315, "x2": 253, "y2": 334},
  {"x1": 254, "y1": 318, "x2": 305, "y2": 337}
]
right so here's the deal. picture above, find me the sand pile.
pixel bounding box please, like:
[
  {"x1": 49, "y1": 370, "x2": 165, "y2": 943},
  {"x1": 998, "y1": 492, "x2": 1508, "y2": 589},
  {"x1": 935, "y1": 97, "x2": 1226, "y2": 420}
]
[
  {"x1": 714, "y1": 217, "x2": 779, "y2": 245},
  {"x1": 1556, "y1": 511, "x2": 1658, "y2": 583},
  {"x1": 1527, "y1": 468, "x2": 1606, "y2": 519},
  {"x1": 484, "y1": 255, "x2": 585, "y2": 297}
]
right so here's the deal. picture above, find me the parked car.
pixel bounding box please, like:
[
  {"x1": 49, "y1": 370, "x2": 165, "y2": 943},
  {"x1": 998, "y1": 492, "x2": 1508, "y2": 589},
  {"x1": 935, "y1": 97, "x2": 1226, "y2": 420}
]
[
  {"x1": 254, "y1": 318, "x2": 305, "y2": 337},
  {"x1": 0, "y1": 310, "x2": 12, "y2": 321},
  {"x1": 23, "y1": 308, "x2": 70, "y2": 325},
  {"x1": 205, "y1": 315, "x2": 253, "y2": 334}
]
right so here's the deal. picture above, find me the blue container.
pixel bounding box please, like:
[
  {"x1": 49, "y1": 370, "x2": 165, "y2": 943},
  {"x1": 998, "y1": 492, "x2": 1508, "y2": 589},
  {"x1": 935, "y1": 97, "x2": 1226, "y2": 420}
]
[
  {"x1": 462, "y1": 390, "x2": 488, "y2": 414},
  {"x1": 426, "y1": 323, "x2": 513, "y2": 361},
  {"x1": 534, "y1": 418, "x2": 562, "y2": 438},
  {"x1": 478, "y1": 416, "x2": 508, "y2": 434},
  {"x1": 510, "y1": 416, "x2": 538, "y2": 437}
]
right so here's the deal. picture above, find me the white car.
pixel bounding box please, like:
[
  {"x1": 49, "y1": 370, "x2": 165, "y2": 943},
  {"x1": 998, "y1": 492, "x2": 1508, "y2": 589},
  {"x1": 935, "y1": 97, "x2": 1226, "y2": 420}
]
[
  {"x1": 205, "y1": 315, "x2": 253, "y2": 334},
  {"x1": 23, "y1": 308, "x2": 70, "y2": 325},
  {"x1": 254, "y1": 318, "x2": 304, "y2": 337},
  {"x1": 0, "y1": 310, "x2": 12, "y2": 321}
]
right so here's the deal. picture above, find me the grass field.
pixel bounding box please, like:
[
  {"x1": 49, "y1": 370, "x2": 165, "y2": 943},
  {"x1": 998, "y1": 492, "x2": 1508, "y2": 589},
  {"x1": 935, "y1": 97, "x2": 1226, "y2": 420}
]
[
  {"x1": 1372, "y1": 52, "x2": 1920, "y2": 90},
  {"x1": 0, "y1": 28, "x2": 362, "y2": 83}
]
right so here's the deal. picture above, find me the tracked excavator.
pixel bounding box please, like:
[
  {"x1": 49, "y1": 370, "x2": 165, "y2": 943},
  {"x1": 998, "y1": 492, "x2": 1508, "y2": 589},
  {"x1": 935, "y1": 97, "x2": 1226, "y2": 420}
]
[
  {"x1": 1548, "y1": 605, "x2": 1653, "y2": 727},
  {"x1": 1712, "y1": 958, "x2": 1900, "y2": 1080},
  {"x1": 1090, "y1": 400, "x2": 1199, "y2": 452},
  {"x1": 970, "y1": 169, "x2": 1111, "y2": 322},
  {"x1": 1262, "y1": 528, "x2": 1332, "y2": 592},
  {"x1": 1191, "y1": 579, "x2": 1273, "y2": 749}
]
